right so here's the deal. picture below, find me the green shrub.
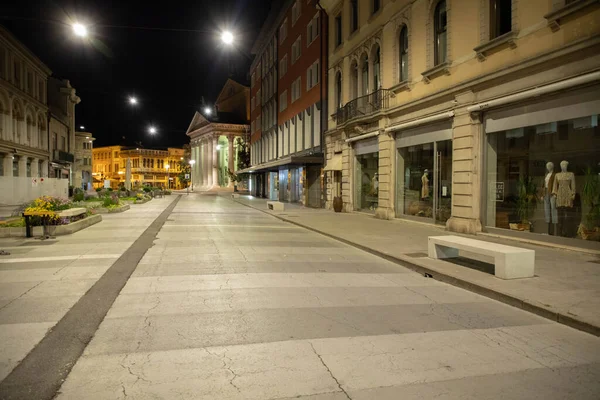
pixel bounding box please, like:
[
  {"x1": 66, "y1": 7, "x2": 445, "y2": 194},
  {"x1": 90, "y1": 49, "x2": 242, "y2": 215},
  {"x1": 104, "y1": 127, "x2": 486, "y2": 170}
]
[
  {"x1": 143, "y1": 187, "x2": 152, "y2": 193},
  {"x1": 107, "y1": 188, "x2": 113, "y2": 192},
  {"x1": 96, "y1": 187, "x2": 102, "y2": 193},
  {"x1": 73, "y1": 192, "x2": 84, "y2": 202},
  {"x1": 120, "y1": 186, "x2": 127, "y2": 191}
]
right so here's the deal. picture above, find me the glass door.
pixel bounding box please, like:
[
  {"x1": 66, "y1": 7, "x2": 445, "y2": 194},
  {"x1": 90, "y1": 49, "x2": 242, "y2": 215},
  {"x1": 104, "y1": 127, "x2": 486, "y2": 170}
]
[
  {"x1": 434, "y1": 140, "x2": 452, "y2": 225},
  {"x1": 398, "y1": 143, "x2": 435, "y2": 221}
]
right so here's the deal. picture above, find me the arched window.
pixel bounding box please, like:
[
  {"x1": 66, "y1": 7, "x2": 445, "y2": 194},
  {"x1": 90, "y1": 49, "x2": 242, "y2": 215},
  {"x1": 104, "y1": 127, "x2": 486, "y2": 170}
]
[
  {"x1": 373, "y1": 46, "x2": 381, "y2": 91},
  {"x1": 26, "y1": 116, "x2": 33, "y2": 146},
  {"x1": 399, "y1": 26, "x2": 408, "y2": 82},
  {"x1": 37, "y1": 116, "x2": 46, "y2": 149},
  {"x1": 434, "y1": 1, "x2": 447, "y2": 65},
  {"x1": 335, "y1": 72, "x2": 342, "y2": 109},
  {"x1": 361, "y1": 55, "x2": 369, "y2": 96}
]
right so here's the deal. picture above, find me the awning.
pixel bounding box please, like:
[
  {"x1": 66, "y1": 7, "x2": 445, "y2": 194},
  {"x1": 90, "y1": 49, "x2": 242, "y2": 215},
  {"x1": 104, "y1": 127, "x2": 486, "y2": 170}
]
[
  {"x1": 237, "y1": 155, "x2": 323, "y2": 174},
  {"x1": 323, "y1": 154, "x2": 342, "y2": 171}
]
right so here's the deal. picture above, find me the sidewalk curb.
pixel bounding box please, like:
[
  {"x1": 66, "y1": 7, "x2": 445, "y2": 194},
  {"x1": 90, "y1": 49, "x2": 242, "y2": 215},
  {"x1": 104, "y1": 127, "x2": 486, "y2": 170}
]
[{"x1": 230, "y1": 197, "x2": 600, "y2": 337}]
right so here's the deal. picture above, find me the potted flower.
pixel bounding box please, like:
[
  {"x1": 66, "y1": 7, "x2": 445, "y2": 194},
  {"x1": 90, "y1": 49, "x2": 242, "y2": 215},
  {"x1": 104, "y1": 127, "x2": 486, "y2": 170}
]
[
  {"x1": 510, "y1": 176, "x2": 538, "y2": 232},
  {"x1": 578, "y1": 167, "x2": 600, "y2": 241}
]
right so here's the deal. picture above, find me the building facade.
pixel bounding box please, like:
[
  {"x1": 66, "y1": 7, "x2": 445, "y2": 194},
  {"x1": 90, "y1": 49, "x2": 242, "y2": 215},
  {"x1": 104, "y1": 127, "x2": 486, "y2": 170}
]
[
  {"x1": 0, "y1": 26, "x2": 69, "y2": 205},
  {"x1": 74, "y1": 131, "x2": 95, "y2": 191},
  {"x1": 93, "y1": 146, "x2": 185, "y2": 189},
  {"x1": 321, "y1": 0, "x2": 600, "y2": 249},
  {"x1": 47, "y1": 77, "x2": 79, "y2": 182},
  {"x1": 245, "y1": 0, "x2": 328, "y2": 207},
  {"x1": 187, "y1": 79, "x2": 250, "y2": 191}
]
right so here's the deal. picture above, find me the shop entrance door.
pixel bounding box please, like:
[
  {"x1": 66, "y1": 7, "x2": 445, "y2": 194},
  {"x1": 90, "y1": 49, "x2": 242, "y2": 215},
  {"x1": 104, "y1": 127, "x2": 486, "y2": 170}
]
[{"x1": 433, "y1": 140, "x2": 452, "y2": 225}]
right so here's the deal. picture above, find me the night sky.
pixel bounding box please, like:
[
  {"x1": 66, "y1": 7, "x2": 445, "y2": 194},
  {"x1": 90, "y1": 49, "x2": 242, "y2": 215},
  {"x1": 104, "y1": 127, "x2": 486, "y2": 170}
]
[{"x1": 0, "y1": 0, "x2": 271, "y2": 148}]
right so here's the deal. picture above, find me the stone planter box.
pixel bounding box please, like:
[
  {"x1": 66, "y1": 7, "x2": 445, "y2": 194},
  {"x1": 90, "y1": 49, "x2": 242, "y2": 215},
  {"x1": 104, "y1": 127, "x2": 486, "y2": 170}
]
[
  {"x1": 0, "y1": 214, "x2": 102, "y2": 238},
  {"x1": 95, "y1": 204, "x2": 130, "y2": 214}
]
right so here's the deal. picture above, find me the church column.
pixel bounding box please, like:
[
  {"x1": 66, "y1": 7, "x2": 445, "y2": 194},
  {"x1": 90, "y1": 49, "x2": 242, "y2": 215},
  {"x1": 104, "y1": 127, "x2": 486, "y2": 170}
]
[
  {"x1": 18, "y1": 155, "x2": 27, "y2": 178},
  {"x1": 228, "y1": 135, "x2": 234, "y2": 187},
  {"x1": 212, "y1": 135, "x2": 219, "y2": 187},
  {"x1": 203, "y1": 139, "x2": 208, "y2": 187},
  {"x1": 41, "y1": 160, "x2": 49, "y2": 177},
  {"x1": 2, "y1": 154, "x2": 12, "y2": 176},
  {"x1": 207, "y1": 137, "x2": 213, "y2": 188}
]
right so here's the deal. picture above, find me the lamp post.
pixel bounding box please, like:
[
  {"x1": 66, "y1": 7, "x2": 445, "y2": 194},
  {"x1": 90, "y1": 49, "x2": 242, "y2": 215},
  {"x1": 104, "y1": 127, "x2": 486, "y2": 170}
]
[
  {"x1": 189, "y1": 160, "x2": 196, "y2": 192},
  {"x1": 165, "y1": 164, "x2": 170, "y2": 189}
]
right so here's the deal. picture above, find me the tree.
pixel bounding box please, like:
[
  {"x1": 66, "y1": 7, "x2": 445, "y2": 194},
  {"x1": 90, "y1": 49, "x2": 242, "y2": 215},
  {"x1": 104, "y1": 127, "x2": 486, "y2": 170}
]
[
  {"x1": 178, "y1": 143, "x2": 191, "y2": 187},
  {"x1": 227, "y1": 136, "x2": 251, "y2": 185}
]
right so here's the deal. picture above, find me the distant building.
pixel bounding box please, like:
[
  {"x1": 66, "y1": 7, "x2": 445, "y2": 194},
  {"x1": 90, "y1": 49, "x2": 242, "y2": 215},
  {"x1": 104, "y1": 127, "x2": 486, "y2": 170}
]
[
  {"x1": 0, "y1": 25, "x2": 71, "y2": 205},
  {"x1": 47, "y1": 77, "x2": 80, "y2": 182},
  {"x1": 246, "y1": 0, "x2": 327, "y2": 207},
  {"x1": 74, "y1": 131, "x2": 95, "y2": 191},
  {"x1": 92, "y1": 145, "x2": 185, "y2": 189},
  {"x1": 186, "y1": 79, "x2": 250, "y2": 191}
]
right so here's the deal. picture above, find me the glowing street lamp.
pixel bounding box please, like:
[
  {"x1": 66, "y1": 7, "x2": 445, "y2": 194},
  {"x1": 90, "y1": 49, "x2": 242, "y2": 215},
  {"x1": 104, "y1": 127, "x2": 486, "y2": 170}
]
[
  {"x1": 203, "y1": 106, "x2": 212, "y2": 116},
  {"x1": 188, "y1": 160, "x2": 196, "y2": 192},
  {"x1": 148, "y1": 126, "x2": 157, "y2": 135},
  {"x1": 73, "y1": 23, "x2": 88, "y2": 37},
  {"x1": 128, "y1": 96, "x2": 138, "y2": 106},
  {"x1": 80, "y1": 125, "x2": 85, "y2": 130},
  {"x1": 221, "y1": 31, "x2": 234, "y2": 45}
]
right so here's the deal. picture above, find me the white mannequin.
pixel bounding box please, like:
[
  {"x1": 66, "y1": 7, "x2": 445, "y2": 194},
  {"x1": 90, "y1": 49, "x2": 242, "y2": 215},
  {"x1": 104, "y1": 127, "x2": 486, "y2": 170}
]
[
  {"x1": 542, "y1": 162, "x2": 557, "y2": 235},
  {"x1": 553, "y1": 160, "x2": 576, "y2": 237},
  {"x1": 421, "y1": 169, "x2": 430, "y2": 199}
]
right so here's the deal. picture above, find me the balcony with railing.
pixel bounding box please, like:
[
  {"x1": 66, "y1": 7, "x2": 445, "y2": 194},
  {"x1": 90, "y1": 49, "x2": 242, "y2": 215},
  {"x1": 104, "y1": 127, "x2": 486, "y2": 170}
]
[{"x1": 334, "y1": 88, "x2": 392, "y2": 126}]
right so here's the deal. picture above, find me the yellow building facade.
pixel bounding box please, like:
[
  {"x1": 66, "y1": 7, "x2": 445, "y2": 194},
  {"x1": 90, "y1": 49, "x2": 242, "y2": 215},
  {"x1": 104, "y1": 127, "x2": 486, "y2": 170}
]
[
  {"x1": 321, "y1": 0, "x2": 600, "y2": 249},
  {"x1": 92, "y1": 146, "x2": 185, "y2": 189}
]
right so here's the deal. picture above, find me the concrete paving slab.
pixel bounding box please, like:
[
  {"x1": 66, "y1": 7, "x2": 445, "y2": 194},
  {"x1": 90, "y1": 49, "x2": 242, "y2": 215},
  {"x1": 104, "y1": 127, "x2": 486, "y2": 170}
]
[{"x1": 0, "y1": 322, "x2": 54, "y2": 381}]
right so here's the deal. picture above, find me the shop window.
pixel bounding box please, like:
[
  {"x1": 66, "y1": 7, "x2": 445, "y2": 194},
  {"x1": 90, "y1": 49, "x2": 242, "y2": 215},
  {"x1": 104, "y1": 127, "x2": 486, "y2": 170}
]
[
  {"x1": 355, "y1": 151, "x2": 379, "y2": 212},
  {"x1": 486, "y1": 114, "x2": 600, "y2": 241},
  {"x1": 434, "y1": 1, "x2": 448, "y2": 65},
  {"x1": 490, "y1": 0, "x2": 512, "y2": 39}
]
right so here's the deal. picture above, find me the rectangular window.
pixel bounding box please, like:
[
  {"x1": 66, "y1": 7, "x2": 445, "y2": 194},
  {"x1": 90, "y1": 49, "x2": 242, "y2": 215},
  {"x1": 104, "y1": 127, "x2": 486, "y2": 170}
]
[
  {"x1": 307, "y1": 13, "x2": 320, "y2": 46},
  {"x1": 0, "y1": 48, "x2": 6, "y2": 79},
  {"x1": 490, "y1": 0, "x2": 512, "y2": 39},
  {"x1": 292, "y1": 37, "x2": 302, "y2": 63},
  {"x1": 61, "y1": 136, "x2": 66, "y2": 151},
  {"x1": 292, "y1": 77, "x2": 302, "y2": 102},
  {"x1": 279, "y1": 91, "x2": 288, "y2": 112},
  {"x1": 292, "y1": 0, "x2": 301, "y2": 25},
  {"x1": 306, "y1": 61, "x2": 320, "y2": 90},
  {"x1": 335, "y1": 14, "x2": 342, "y2": 47},
  {"x1": 27, "y1": 71, "x2": 33, "y2": 95},
  {"x1": 279, "y1": 19, "x2": 288, "y2": 43},
  {"x1": 279, "y1": 55, "x2": 288, "y2": 77},
  {"x1": 13, "y1": 60, "x2": 20, "y2": 86},
  {"x1": 372, "y1": 0, "x2": 380, "y2": 14},
  {"x1": 38, "y1": 79, "x2": 44, "y2": 101},
  {"x1": 351, "y1": 0, "x2": 359, "y2": 33}
]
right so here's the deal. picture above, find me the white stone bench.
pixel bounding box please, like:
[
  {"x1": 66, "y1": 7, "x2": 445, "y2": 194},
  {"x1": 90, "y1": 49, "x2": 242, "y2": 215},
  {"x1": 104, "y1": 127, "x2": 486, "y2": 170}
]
[
  {"x1": 267, "y1": 201, "x2": 284, "y2": 211},
  {"x1": 57, "y1": 208, "x2": 87, "y2": 218},
  {"x1": 231, "y1": 193, "x2": 240, "y2": 199},
  {"x1": 428, "y1": 235, "x2": 535, "y2": 280}
]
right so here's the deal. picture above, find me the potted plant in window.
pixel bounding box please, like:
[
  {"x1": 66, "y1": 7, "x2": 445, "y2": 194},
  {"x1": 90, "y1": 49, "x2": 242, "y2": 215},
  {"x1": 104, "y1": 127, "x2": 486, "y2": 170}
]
[
  {"x1": 577, "y1": 167, "x2": 600, "y2": 241},
  {"x1": 510, "y1": 176, "x2": 538, "y2": 232}
]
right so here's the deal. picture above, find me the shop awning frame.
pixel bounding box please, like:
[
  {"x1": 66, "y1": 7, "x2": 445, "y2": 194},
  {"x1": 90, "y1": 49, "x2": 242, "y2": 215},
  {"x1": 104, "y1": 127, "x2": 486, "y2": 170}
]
[{"x1": 237, "y1": 155, "x2": 323, "y2": 174}]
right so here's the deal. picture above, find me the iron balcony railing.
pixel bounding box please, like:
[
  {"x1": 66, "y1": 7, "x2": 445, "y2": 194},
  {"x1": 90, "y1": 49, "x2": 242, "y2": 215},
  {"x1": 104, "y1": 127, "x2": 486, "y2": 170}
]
[{"x1": 335, "y1": 88, "x2": 392, "y2": 125}]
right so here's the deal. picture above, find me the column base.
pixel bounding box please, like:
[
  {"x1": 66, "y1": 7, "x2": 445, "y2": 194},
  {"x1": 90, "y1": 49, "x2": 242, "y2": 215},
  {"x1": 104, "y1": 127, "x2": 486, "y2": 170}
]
[
  {"x1": 375, "y1": 207, "x2": 395, "y2": 220},
  {"x1": 446, "y1": 217, "x2": 482, "y2": 234}
]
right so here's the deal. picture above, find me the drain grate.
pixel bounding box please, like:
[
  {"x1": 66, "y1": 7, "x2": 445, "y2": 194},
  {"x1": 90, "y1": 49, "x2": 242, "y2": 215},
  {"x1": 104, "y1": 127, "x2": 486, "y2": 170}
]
[{"x1": 404, "y1": 252, "x2": 428, "y2": 258}]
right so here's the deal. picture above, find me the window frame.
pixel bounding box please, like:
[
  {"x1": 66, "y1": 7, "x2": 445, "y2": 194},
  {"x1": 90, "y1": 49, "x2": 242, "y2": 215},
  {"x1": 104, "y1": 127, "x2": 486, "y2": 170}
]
[
  {"x1": 434, "y1": 0, "x2": 448, "y2": 66},
  {"x1": 335, "y1": 13, "x2": 343, "y2": 48},
  {"x1": 372, "y1": 0, "x2": 381, "y2": 15},
  {"x1": 399, "y1": 26, "x2": 409, "y2": 83},
  {"x1": 279, "y1": 18, "x2": 288, "y2": 44},
  {"x1": 350, "y1": 0, "x2": 359, "y2": 33},
  {"x1": 489, "y1": 0, "x2": 512, "y2": 40}
]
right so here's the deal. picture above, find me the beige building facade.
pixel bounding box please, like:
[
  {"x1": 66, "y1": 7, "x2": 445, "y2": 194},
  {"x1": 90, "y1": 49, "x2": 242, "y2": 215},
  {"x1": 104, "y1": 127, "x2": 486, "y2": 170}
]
[
  {"x1": 74, "y1": 131, "x2": 94, "y2": 190},
  {"x1": 321, "y1": 0, "x2": 600, "y2": 248},
  {"x1": 93, "y1": 146, "x2": 185, "y2": 189}
]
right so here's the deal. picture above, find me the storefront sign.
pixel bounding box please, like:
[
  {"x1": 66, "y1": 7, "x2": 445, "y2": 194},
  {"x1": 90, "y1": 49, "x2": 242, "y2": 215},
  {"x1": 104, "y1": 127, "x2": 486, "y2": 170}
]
[{"x1": 495, "y1": 182, "x2": 504, "y2": 202}]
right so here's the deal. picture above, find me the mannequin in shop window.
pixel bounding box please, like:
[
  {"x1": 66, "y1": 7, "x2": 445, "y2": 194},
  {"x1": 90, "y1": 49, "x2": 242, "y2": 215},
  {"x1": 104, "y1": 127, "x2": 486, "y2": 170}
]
[
  {"x1": 421, "y1": 169, "x2": 430, "y2": 199},
  {"x1": 540, "y1": 162, "x2": 558, "y2": 235},
  {"x1": 371, "y1": 173, "x2": 379, "y2": 196},
  {"x1": 552, "y1": 160, "x2": 576, "y2": 237}
]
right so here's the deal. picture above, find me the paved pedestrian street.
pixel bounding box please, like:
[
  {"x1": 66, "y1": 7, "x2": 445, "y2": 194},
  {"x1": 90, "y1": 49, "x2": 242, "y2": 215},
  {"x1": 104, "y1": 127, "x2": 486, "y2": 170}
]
[{"x1": 2, "y1": 194, "x2": 599, "y2": 399}]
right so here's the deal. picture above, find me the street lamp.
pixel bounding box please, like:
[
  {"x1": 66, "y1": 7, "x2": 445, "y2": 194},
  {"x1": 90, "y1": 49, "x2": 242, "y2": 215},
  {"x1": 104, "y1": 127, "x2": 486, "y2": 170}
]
[
  {"x1": 189, "y1": 160, "x2": 196, "y2": 192},
  {"x1": 148, "y1": 126, "x2": 157, "y2": 135},
  {"x1": 73, "y1": 23, "x2": 88, "y2": 37},
  {"x1": 221, "y1": 31, "x2": 234, "y2": 45},
  {"x1": 203, "y1": 106, "x2": 212, "y2": 116},
  {"x1": 80, "y1": 125, "x2": 85, "y2": 130},
  {"x1": 128, "y1": 96, "x2": 138, "y2": 106}
]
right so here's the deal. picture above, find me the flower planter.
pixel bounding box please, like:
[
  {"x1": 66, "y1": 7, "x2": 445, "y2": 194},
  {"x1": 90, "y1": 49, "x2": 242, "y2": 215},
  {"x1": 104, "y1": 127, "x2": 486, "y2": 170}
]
[
  {"x1": 509, "y1": 222, "x2": 531, "y2": 232},
  {"x1": 333, "y1": 197, "x2": 343, "y2": 213}
]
